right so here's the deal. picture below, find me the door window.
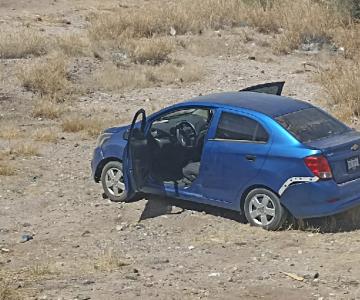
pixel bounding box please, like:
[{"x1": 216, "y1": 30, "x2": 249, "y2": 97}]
[{"x1": 215, "y1": 112, "x2": 269, "y2": 143}]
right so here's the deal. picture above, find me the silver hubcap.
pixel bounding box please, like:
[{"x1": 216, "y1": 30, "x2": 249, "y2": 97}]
[
  {"x1": 105, "y1": 167, "x2": 125, "y2": 197},
  {"x1": 249, "y1": 194, "x2": 276, "y2": 226}
]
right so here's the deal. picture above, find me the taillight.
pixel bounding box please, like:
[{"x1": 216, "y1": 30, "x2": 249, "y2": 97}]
[{"x1": 304, "y1": 155, "x2": 332, "y2": 179}]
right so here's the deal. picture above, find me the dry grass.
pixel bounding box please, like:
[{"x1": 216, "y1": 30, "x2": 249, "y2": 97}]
[
  {"x1": 0, "y1": 282, "x2": 21, "y2": 300},
  {"x1": 32, "y1": 99, "x2": 64, "y2": 120},
  {"x1": 332, "y1": 24, "x2": 360, "y2": 60},
  {"x1": 89, "y1": 0, "x2": 352, "y2": 54},
  {"x1": 17, "y1": 52, "x2": 71, "y2": 102},
  {"x1": 11, "y1": 143, "x2": 40, "y2": 157},
  {"x1": 93, "y1": 249, "x2": 129, "y2": 272},
  {"x1": 127, "y1": 38, "x2": 175, "y2": 65},
  {"x1": 0, "y1": 127, "x2": 23, "y2": 140},
  {"x1": 0, "y1": 28, "x2": 48, "y2": 59},
  {"x1": 0, "y1": 163, "x2": 16, "y2": 176},
  {"x1": 61, "y1": 115, "x2": 110, "y2": 137},
  {"x1": 27, "y1": 264, "x2": 56, "y2": 279},
  {"x1": 94, "y1": 62, "x2": 202, "y2": 91},
  {"x1": 88, "y1": 0, "x2": 249, "y2": 41},
  {"x1": 318, "y1": 59, "x2": 360, "y2": 120},
  {"x1": 33, "y1": 128, "x2": 57, "y2": 143},
  {"x1": 93, "y1": 63, "x2": 152, "y2": 90},
  {"x1": 55, "y1": 34, "x2": 90, "y2": 57}
]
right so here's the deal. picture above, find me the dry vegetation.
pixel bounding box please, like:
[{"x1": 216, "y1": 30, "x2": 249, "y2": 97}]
[
  {"x1": 32, "y1": 99, "x2": 64, "y2": 120},
  {"x1": 94, "y1": 62, "x2": 202, "y2": 91},
  {"x1": 0, "y1": 28, "x2": 48, "y2": 59},
  {"x1": 61, "y1": 115, "x2": 113, "y2": 137},
  {"x1": 10, "y1": 143, "x2": 40, "y2": 157},
  {"x1": 318, "y1": 60, "x2": 360, "y2": 120},
  {"x1": 0, "y1": 282, "x2": 21, "y2": 300},
  {"x1": 17, "y1": 52, "x2": 71, "y2": 102},
  {"x1": 32, "y1": 128, "x2": 57, "y2": 143},
  {"x1": 93, "y1": 249, "x2": 130, "y2": 272}
]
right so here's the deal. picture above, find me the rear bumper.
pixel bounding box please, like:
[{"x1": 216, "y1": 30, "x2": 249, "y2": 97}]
[
  {"x1": 281, "y1": 177, "x2": 360, "y2": 218},
  {"x1": 91, "y1": 147, "x2": 104, "y2": 181}
]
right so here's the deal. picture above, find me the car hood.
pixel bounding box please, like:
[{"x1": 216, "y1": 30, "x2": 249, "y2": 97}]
[{"x1": 103, "y1": 124, "x2": 130, "y2": 134}]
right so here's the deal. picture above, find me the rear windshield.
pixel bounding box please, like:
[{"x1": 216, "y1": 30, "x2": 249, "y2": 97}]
[{"x1": 276, "y1": 108, "x2": 349, "y2": 143}]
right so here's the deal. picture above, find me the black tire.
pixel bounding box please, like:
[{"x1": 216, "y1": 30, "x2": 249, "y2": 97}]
[
  {"x1": 101, "y1": 161, "x2": 129, "y2": 202},
  {"x1": 244, "y1": 188, "x2": 287, "y2": 230}
]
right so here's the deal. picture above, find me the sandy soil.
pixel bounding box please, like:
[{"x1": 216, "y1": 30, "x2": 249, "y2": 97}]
[{"x1": 1, "y1": 1, "x2": 360, "y2": 300}]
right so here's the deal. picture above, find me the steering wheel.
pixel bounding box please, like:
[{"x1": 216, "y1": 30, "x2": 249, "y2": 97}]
[{"x1": 175, "y1": 121, "x2": 197, "y2": 148}]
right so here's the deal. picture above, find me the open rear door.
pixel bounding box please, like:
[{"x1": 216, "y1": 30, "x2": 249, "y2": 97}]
[
  {"x1": 240, "y1": 81, "x2": 285, "y2": 96},
  {"x1": 125, "y1": 109, "x2": 150, "y2": 192}
]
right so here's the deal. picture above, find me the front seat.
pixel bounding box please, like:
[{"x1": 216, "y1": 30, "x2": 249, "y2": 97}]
[{"x1": 182, "y1": 162, "x2": 200, "y2": 182}]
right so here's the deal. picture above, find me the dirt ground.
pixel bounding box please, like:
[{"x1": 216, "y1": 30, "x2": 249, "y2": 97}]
[{"x1": 1, "y1": 1, "x2": 360, "y2": 300}]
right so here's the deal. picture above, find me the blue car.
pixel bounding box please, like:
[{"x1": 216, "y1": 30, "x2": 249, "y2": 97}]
[{"x1": 91, "y1": 82, "x2": 360, "y2": 230}]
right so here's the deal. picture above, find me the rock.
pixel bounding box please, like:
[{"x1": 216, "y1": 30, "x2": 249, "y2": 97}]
[
  {"x1": 125, "y1": 274, "x2": 139, "y2": 280},
  {"x1": 188, "y1": 245, "x2": 195, "y2": 250},
  {"x1": 115, "y1": 223, "x2": 129, "y2": 231},
  {"x1": 208, "y1": 272, "x2": 221, "y2": 277},
  {"x1": 152, "y1": 258, "x2": 169, "y2": 264},
  {"x1": 248, "y1": 56, "x2": 256, "y2": 60},
  {"x1": 23, "y1": 222, "x2": 31, "y2": 227},
  {"x1": 20, "y1": 234, "x2": 33, "y2": 243},
  {"x1": 81, "y1": 230, "x2": 91, "y2": 237},
  {"x1": 1, "y1": 248, "x2": 10, "y2": 253},
  {"x1": 170, "y1": 26, "x2": 177, "y2": 36}
]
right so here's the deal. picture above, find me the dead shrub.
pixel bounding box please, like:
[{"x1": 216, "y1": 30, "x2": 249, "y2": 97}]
[
  {"x1": 0, "y1": 126, "x2": 23, "y2": 140},
  {"x1": 33, "y1": 128, "x2": 57, "y2": 143},
  {"x1": 32, "y1": 99, "x2": 64, "y2": 119},
  {"x1": 56, "y1": 34, "x2": 89, "y2": 57},
  {"x1": 152, "y1": 63, "x2": 203, "y2": 84},
  {"x1": 127, "y1": 38, "x2": 174, "y2": 65},
  {"x1": 93, "y1": 63, "x2": 152, "y2": 90},
  {"x1": 17, "y1": 53, "x2": 71, "y2": 102},
  {"x1": 0, "y1": 28, "x2": 48, "y2": 59},
  {"x1": 89, "y1": 0, "x2": 352, "y2": 55},
  {"x1": 332, "y1": 24, "x2": 360, "y2": 60},
  {"x1": 0, "y1": 281, "x2": 20, "y2": 299},
  {"x1": 270, "y1": 0, "x2": 344, "y2": 54},
  {"x1": 93, "y1": 62, "x2": 202, "y2": 91},
  {"x1": 11, "y1": 143, "x2": 40, "y2": 157},
  {"x1": 93, "y1": 249, "x2": 129, "y2": 272},
  {"x1": 318, "y1": 60, "x2": 360, "y2": 120},
  {"x1": 61, "y1": 115, "x2": 108, "y2": 137},
  {"x1": 0, "y1": 163, "x2": 16, "y2": 176}
]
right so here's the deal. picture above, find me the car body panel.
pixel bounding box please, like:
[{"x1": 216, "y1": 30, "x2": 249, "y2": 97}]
[
  {"x1": 91, "y1": 87, "x2": 360, "y2": 220},
  {"x1": 199, "y1": 107, "x2": 272, "y2": 206}
]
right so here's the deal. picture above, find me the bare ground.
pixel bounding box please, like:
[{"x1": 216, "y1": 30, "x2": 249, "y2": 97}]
[{"x1": 1, "y1": 1, "x2": 360, "y2": 300}]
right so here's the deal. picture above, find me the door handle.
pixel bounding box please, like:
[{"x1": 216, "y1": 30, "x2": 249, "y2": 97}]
[{"x1": 245, "y1": 155, "x2": 256, "y2": 162}]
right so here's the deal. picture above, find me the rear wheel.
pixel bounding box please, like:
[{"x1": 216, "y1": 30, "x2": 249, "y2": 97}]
[
  {"x1": 244, "y1": 188, "x2": 287, "y2": 230},
  {"x1": 101, "y1": 161, "x2": 128, "y2": 202}
]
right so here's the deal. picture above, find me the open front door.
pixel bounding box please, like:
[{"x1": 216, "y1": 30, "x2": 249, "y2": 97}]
[
  {"x1": 126, "y1": 109, "x2": 150, "y2": 192},
  {"x1": 240, "y1": 81, "x2": 285, "y2": 96}
]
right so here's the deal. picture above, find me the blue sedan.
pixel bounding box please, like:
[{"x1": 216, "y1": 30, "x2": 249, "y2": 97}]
[{"x1": 91, "y1": 82, "x2": 360, "y2": 230}]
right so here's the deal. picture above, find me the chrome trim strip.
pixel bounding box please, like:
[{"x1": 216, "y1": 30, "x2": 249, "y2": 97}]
[
  {"x1": 208, "y1": 138, "x2": 267, "y2": 144},
  {"x1": 279, "y1": 176, "x2": 319, "y2": 196}
]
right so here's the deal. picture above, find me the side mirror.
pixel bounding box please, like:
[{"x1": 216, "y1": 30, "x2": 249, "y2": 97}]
[{"x1": 123, "y1": 129, "x2": 130, "y2": 140}]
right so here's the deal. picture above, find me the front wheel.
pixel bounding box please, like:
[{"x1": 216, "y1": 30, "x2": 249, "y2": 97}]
[
  {"x1": 101, "y1": 161, "x2": 128, "y2": 202},
  {"x1": 244, "y1": 188, "x2": 287, "y2": 230}
]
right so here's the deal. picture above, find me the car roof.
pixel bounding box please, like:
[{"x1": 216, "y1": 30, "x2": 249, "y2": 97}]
[{"x1": 186, "y1": 91, "x2": 313, "y2": 117}]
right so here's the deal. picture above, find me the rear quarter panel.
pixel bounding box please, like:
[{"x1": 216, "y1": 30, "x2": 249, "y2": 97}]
[{"x1": 244, "y1": 118, "x2": 320, "y2": 195}]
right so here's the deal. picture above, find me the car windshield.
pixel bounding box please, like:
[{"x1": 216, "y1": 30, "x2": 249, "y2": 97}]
[{"x1": 276, "y1": 108, "x2": 349, "y2": 143}]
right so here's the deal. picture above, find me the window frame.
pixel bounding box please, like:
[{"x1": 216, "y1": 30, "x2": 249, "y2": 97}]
[{"x1": 211, "y1": 110, "x2": 270, "y2": 144}]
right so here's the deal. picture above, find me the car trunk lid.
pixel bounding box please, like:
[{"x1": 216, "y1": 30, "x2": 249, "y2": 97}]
[{"x1": 305, "y1": 130, "x2": 360, "y2": 184}]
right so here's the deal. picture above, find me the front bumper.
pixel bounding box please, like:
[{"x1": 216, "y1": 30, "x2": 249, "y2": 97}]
[
  {"x1": 281, "y1": 177, "x2": 360, "y2": 219},
  {"x1": 91, "y1": 147, "x2": 104, "y2": 181}
]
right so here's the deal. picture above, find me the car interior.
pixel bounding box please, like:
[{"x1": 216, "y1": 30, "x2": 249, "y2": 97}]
[{"x1": 147, "y1": 107, "x2": 213, "y2": 186}]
